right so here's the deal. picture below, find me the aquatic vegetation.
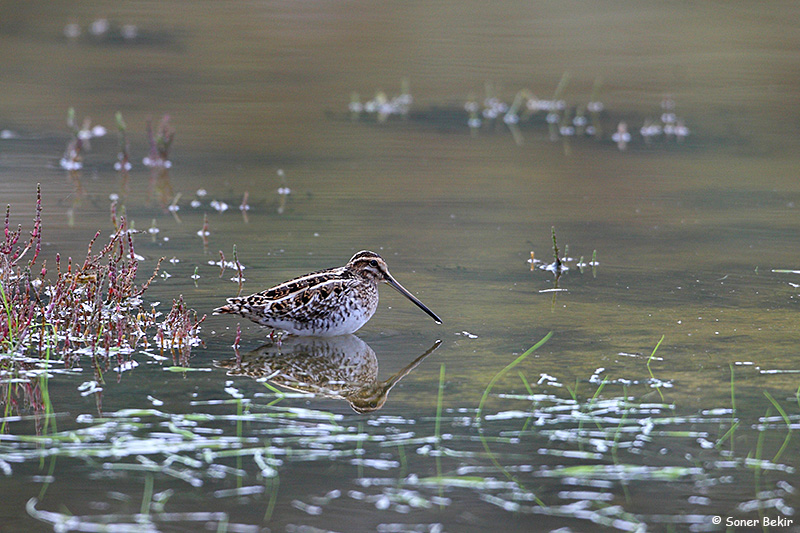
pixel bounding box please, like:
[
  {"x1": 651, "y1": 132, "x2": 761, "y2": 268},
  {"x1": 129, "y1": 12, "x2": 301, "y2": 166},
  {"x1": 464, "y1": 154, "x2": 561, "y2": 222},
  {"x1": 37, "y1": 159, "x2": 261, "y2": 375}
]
[
  {"x1": 155, "y1": 295, "x2": 205, "y2": 366},
  {"x1": 345, "y1": 75, "x2": 691, "y2": 151},
  {"x1": 57, "y1": 108, "x2": 184, "y2": 221},
  {"x1": 239, "y1": 191, "x2": 251, "y2": 223},
  {"x1": 528, "y1": 227, "x2": 598, "y2": 292},
  {"x1": 2, "y1": 331, "x2": 798, "y2": 531},
  {"x1": 646, "y1": 335, "x2": 666, "y2": 401},
  {"x1": 64, "y1": 18, "x2": 141, "y2": 43},
  {"x1": 209, "y1": 199, "x2": 230, "y2": 213},
  {"x1": 59, "y1": 108, "x2": 108, "y2": 171},
  {"x1": 612, "y1": 121, "x2": 632, "y2": 150},
  {"x1": 276, "y1": 169, "x2": 291, "y2": 214},
  {"x1": 114, "y1": 111, "x2": 132, "y2": 172},
  {"x1": 143, "y1": 115, "x2": 175, "y2": 169},
  {"x1": 1, "y1": 187, "x2": 204, "y2": 418},
  {"x1": 215, "y1": 246, "x2": 246, "y2": 293},
  {"x1": 0, "y1": 185, "x2": 44, "y2": 353},
  {"x1": 349, "y1": 78, "x2": 412, "y2": 123},
  {"x1": 59, "y1": 109, "x2": 177, "y2": 173},
  {"x1": 197, "y1": 213, "x2": 210, "y2": 252}
]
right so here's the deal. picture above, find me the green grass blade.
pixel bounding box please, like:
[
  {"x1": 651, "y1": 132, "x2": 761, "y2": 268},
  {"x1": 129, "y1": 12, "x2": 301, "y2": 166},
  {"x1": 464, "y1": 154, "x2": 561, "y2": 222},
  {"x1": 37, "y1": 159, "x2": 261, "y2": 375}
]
[{"x1": 477, "y1": 331, "x2": 553, "y2": 420}]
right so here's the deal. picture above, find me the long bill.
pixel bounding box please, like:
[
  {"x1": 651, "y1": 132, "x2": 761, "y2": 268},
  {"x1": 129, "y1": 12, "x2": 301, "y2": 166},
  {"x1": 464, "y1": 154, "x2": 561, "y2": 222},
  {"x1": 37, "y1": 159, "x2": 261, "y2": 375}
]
[{"x1": 385, "y1": 275, "x2": 442, "y2": 324}]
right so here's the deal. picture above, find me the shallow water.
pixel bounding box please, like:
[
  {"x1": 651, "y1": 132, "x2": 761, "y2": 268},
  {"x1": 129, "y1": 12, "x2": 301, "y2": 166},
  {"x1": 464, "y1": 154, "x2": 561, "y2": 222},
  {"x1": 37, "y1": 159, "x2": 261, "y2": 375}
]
[{"x1": 2, "y1": 2, "x2": 800, "y2": 532}]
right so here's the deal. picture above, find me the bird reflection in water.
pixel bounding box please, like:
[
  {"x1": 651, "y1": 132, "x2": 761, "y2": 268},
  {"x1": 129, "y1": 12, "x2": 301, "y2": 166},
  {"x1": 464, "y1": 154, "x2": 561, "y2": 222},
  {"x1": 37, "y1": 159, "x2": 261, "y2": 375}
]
[{"x1": 215, "y1": 335, "x2": 441, "y2": 413}]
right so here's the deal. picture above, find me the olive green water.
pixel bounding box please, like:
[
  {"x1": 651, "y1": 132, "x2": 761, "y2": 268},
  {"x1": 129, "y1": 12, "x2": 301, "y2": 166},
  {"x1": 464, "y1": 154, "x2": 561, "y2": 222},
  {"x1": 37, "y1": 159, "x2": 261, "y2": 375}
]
[{"x1": 2, "y1": 2, "x2": 800, "y2": 532}]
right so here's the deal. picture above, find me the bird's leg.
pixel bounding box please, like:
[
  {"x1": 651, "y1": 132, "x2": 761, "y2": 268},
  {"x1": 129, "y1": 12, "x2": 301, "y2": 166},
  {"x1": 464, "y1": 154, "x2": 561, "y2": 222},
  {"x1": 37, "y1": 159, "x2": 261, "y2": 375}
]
[{"x1": 268, "y1": 329, "x2": 284, "y2": 347}]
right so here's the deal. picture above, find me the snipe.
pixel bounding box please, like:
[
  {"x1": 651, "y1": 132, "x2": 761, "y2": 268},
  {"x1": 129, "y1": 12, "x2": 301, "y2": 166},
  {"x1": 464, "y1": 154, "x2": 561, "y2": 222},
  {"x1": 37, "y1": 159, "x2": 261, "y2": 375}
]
[{"x1": 213, "y1": 250, "x2": 441, "y2": 336}]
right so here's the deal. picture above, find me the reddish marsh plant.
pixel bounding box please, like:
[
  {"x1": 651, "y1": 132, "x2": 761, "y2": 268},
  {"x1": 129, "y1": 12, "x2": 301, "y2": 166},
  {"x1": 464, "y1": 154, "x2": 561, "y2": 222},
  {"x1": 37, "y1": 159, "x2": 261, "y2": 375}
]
[{"x1": 1, "y1": 187, "x2": 204, "y2": 419}]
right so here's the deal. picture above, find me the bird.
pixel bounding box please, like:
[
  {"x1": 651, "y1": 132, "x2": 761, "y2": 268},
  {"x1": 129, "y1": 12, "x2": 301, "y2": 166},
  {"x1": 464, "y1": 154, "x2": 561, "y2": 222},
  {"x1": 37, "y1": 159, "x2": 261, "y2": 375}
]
[{"x1": 213, "y1": 250, "x2": 441, "y2": 336}]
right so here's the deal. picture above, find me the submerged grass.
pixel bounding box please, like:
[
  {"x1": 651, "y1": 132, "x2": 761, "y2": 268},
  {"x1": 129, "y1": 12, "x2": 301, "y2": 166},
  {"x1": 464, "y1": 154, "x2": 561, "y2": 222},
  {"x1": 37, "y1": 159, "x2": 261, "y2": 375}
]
[
  {"x1": 646, "y1": 334, "x2": 665, "y2": 402},
  {"x1": 476, "y1": 331, "x2": 553, "y2": 420},
  {"x1": 763, "y1": 391, "x2": 792, "y2": 463},
  {"x1": 3, "y1": 320, "x2": 799, "y2": 532},
  {"x1": 434, "y1": 363, "x2": 445, "y2": 484},
  {"x1": 474, "y1": 332, "x2": 553, "y2": 507}
]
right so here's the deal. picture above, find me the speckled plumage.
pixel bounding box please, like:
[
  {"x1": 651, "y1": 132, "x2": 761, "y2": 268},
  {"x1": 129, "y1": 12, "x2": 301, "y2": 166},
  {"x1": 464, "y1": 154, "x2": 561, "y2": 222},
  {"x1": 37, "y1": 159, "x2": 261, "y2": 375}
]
[{"x1": 213, "y1": 250, "x2": 441, "y2": 336}]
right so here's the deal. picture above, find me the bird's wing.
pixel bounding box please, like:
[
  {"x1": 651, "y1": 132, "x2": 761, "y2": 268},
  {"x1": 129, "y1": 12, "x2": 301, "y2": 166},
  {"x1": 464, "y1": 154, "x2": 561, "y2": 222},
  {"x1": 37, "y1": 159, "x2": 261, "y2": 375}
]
[{"x1": 242, "y1": 271, "x2": 354, "y2": 321}]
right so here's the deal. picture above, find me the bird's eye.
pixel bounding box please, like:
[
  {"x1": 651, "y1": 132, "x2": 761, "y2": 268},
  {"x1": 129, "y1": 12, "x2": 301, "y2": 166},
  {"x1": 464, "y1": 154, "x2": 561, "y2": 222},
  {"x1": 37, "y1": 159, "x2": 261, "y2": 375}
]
[{"x1": 369, "y1": 260, "x2": 378, "y2": 267}]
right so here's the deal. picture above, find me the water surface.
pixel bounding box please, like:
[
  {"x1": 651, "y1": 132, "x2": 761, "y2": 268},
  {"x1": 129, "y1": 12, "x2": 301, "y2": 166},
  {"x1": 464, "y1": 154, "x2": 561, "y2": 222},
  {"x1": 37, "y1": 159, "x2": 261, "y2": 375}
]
[{"x1": 1, "y1": 2, "x2": 800, "y2": 531}]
